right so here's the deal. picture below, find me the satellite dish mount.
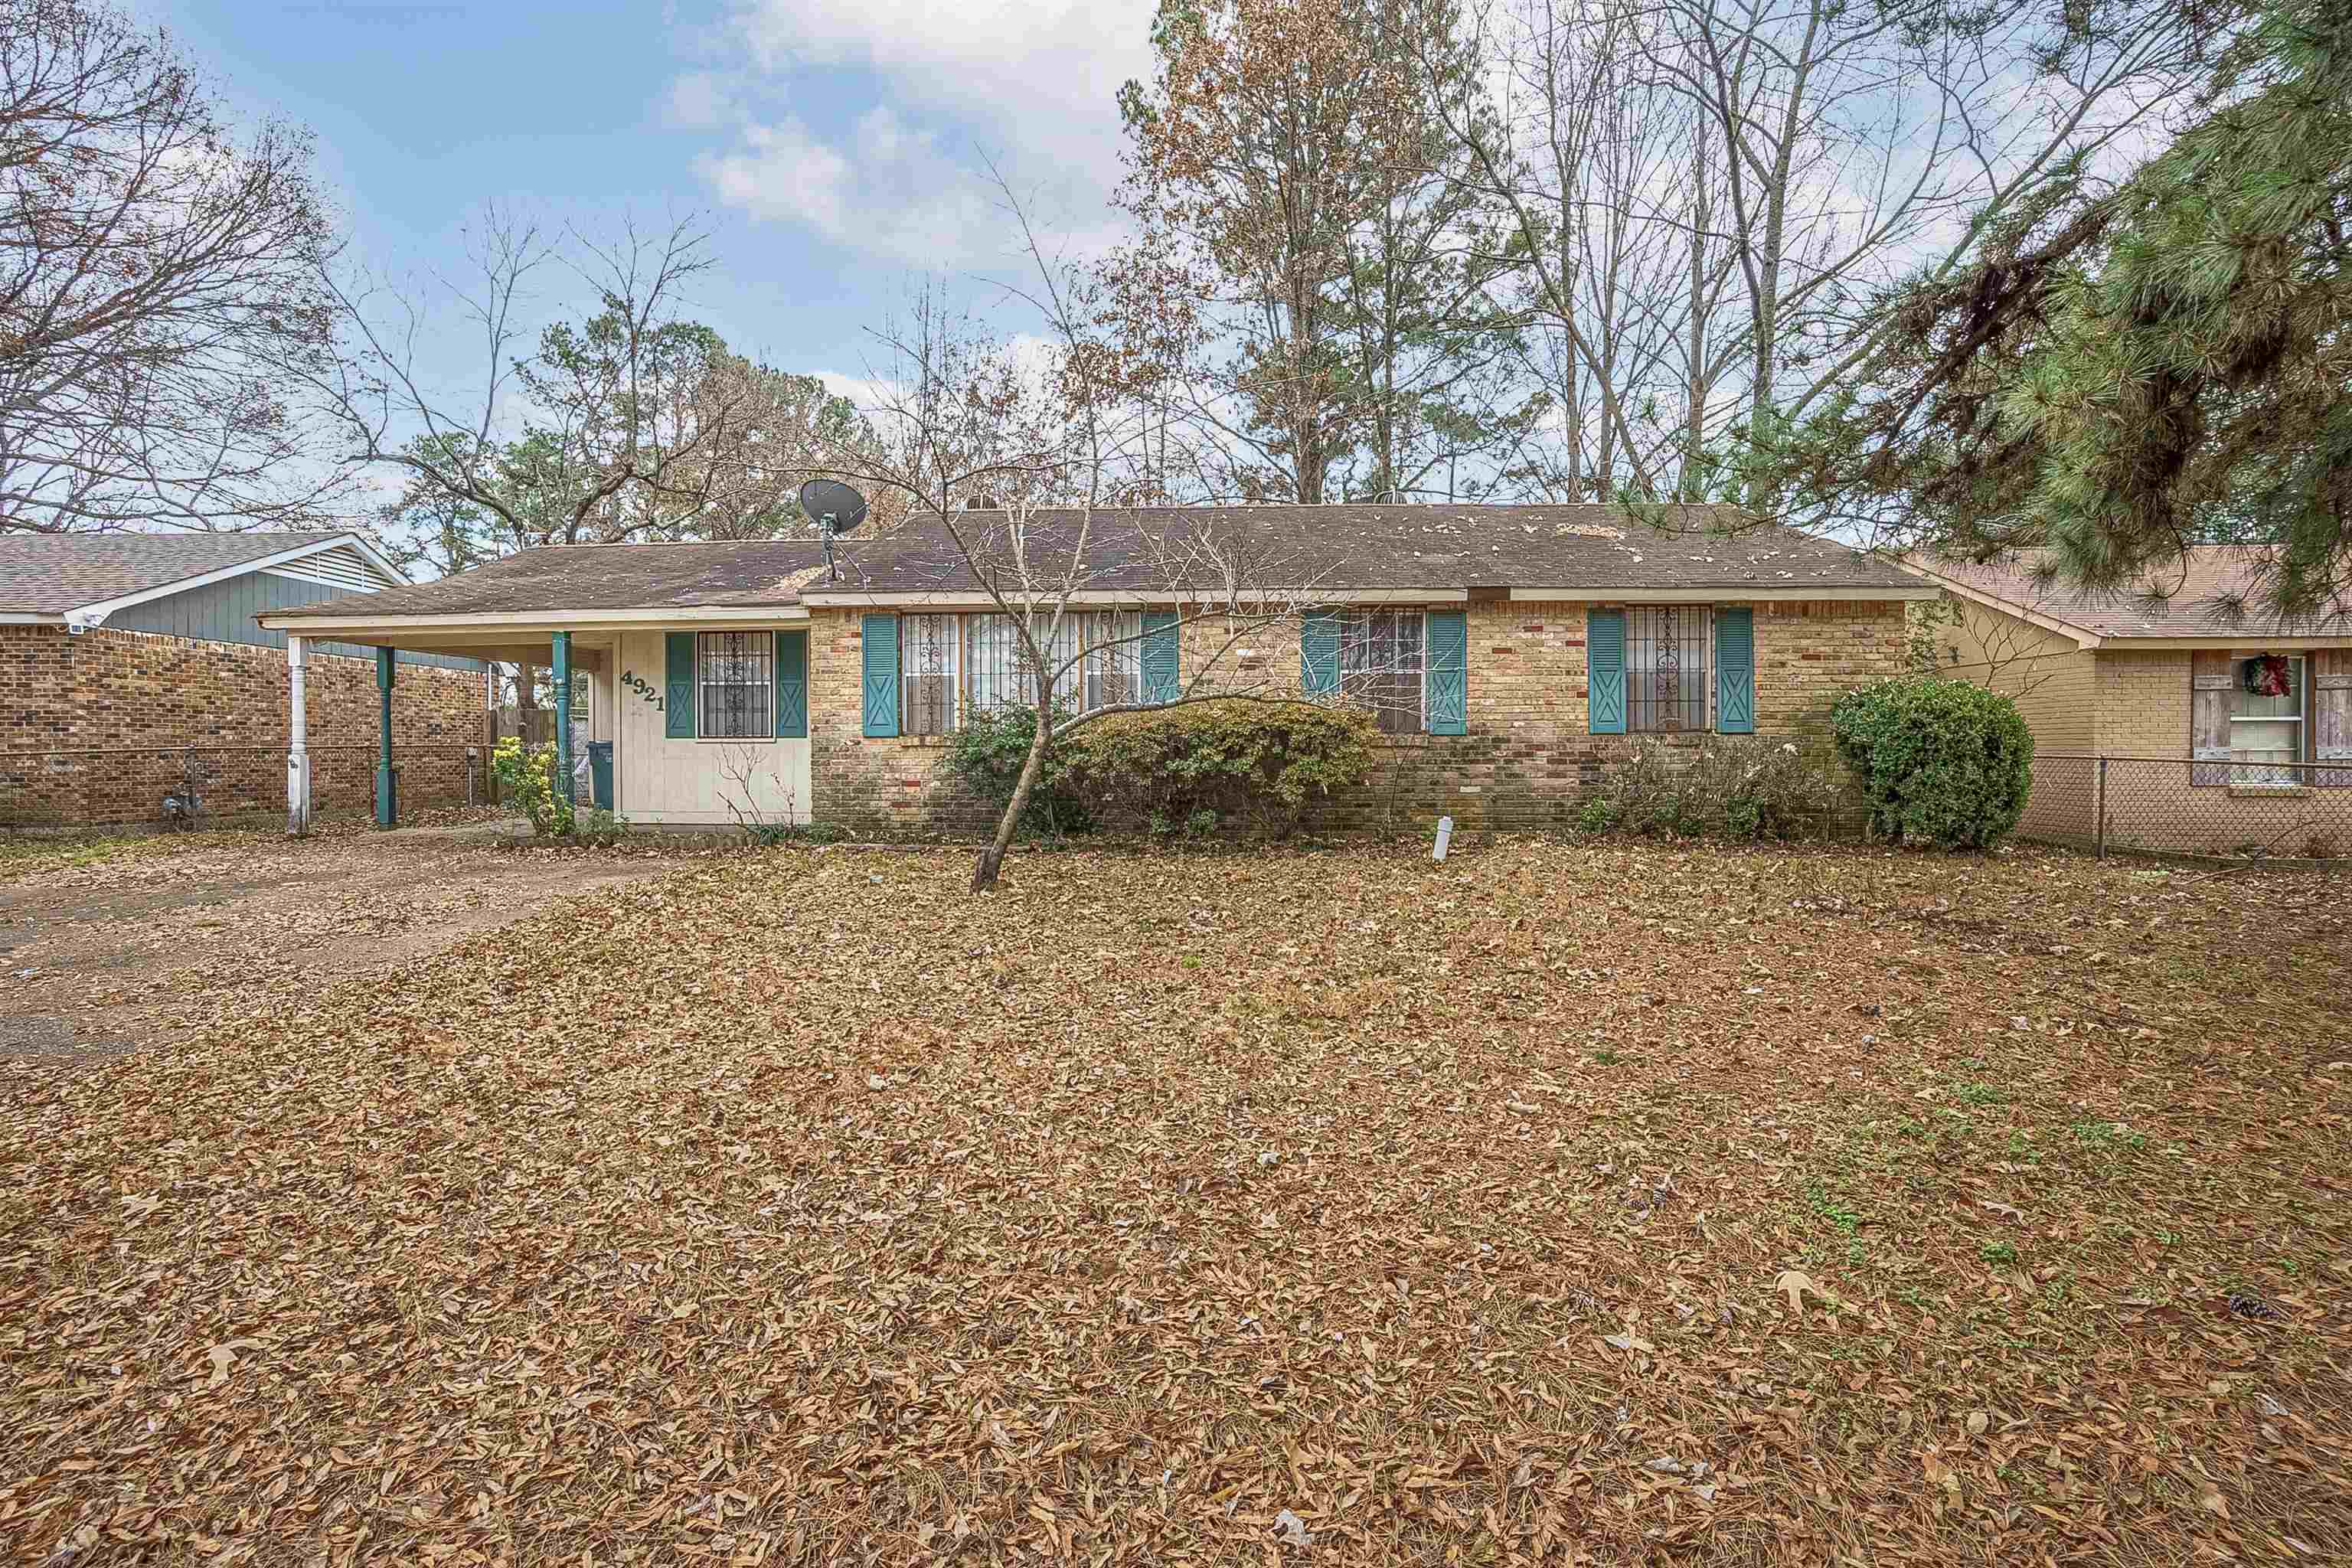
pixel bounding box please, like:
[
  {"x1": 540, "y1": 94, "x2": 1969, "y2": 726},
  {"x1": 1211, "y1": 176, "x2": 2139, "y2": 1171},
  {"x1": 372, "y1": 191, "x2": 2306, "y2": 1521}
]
[{"x1": 799, "y1": 479, "x2": 869, "y2": 581}]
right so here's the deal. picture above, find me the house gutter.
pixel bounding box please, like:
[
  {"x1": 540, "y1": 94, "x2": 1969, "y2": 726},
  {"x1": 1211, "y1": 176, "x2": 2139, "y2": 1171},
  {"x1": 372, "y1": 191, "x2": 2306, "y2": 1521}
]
[
  {"x1": 1503, "y1": 584, "x2": 1939, "y2": 604},
  {"x1": 256, "y1": 605, "x2": 815, "y2": 635}
]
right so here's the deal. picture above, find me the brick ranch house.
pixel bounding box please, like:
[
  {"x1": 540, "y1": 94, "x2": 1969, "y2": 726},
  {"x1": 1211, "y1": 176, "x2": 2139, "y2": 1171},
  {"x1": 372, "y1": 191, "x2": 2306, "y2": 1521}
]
[
  {"x1": 1, "y1": 531, "x2": 485, "y2": 828},
  {"x1": 252, "y1": 505, "x2": 1928, "y2": 837},
  {"x1": 1906, "y1": 550, "x2": 2352, "y2": 857}
]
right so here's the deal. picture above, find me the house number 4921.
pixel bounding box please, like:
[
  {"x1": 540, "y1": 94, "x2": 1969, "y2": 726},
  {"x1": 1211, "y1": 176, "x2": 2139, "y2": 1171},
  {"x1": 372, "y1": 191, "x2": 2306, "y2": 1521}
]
[{"x1": 620, "y1": 671, "x2": 664, "y2": 711}]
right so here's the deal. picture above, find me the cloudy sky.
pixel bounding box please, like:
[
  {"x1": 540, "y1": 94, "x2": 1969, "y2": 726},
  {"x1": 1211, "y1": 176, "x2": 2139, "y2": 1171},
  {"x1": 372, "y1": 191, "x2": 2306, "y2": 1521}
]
[{"x1": 149, "y1": 0, "x2": 1154, "y2": 393}]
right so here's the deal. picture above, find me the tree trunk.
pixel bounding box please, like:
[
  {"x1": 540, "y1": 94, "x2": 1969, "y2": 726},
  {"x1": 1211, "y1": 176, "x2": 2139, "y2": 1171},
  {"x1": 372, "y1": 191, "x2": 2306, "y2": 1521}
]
[{"x1": 972, "y1": 710, "x2": 1054, "y2": 892}]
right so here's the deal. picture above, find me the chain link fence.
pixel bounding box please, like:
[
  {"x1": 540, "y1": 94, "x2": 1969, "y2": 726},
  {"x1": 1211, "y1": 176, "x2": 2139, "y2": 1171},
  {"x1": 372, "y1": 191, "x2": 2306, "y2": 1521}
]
[
  {"x1": 0, "y1": 745, "x2": 483, "y2": 831},
  {"x1": 2023, "y1": 753, "x2": 2352, "y2": 863}
]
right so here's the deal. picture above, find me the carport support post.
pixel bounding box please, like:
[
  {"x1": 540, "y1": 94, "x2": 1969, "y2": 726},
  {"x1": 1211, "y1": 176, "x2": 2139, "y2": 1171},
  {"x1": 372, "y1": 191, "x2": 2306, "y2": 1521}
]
[
  {"x1": 375, "y1": 646, "x2": 397, "y2": 828},
  {"x1": 551, "y1": 631, "x2": 574, "y2": 812},
  {"x1": 286, "y1": 634, "x2": 311, "y2": 837}
]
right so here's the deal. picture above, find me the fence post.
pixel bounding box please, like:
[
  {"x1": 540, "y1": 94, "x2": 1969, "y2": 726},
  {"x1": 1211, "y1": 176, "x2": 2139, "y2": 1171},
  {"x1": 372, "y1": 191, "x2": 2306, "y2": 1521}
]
[
  {"x1": 2095, "y1": 757, "x2": 2108, "y2": 861},
  {"x1": 481, "y1": 709, "x2": 501, "y2": 806}
]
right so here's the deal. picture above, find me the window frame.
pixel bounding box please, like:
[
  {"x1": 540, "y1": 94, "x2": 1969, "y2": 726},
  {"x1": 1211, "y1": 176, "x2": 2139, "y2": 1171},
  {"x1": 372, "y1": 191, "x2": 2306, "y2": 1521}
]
[
  {"x1": 695, "y1": 629, "x2": 773, "y2": 740},
  {"x1": 1623, "y1": 604, "x2": 1714, "y2": 735},
  {"x1": 1338, "y1": 608, "x2": 1427, "y2": 735},
  {"x1": 2229, "y1": 652, "x2": 2310, "y2": 784},
  {"x1": 898, "y1": 609, "x2": 1161, "y2": 733},
  {"x1": 900, "y1": 612, "x2": 960, "y2": 737},
  {"x1": 1083, "y1": 610, "x2": 1145, "y2": 712}
]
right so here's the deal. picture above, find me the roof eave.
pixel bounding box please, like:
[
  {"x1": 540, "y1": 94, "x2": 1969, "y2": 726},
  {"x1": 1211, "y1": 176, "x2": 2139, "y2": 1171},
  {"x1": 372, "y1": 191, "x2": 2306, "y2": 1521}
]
[
  {"x1": 1898, "y1": 560, "x2": 2102, "y2": 648},
  {"x1": 2095, "y1": 632, "x2": 2352, "y2": 650},
  {"x1": 48, "y1": 533, "x2": 407, "y2": 628},
  {"x1": 1506, "y1": 583, "x2": 1936, "y2": 603},
  {"x1": 256, "y1": 603, "x2": 813, "y2": 635}
]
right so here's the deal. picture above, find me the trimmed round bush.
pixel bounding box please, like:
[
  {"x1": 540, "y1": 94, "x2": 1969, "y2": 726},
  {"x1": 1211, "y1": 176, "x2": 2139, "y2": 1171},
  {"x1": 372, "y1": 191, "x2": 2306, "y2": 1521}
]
[{"x1": 1831, "y1": 677, "x2": 2034, "y2": 850}]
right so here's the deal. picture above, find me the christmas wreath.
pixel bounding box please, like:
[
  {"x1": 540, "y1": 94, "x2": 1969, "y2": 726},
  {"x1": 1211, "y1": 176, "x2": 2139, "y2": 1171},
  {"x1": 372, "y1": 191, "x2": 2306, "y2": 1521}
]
[{"x1": 2241, "y1": 654, "x2": 2293, "y2": 697}]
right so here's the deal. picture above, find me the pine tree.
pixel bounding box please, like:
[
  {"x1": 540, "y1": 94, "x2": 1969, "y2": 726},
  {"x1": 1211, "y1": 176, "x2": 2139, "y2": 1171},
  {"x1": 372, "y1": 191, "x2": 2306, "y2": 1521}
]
[{"x1": 1796, "y1": 1, "x2": 2352, "y2": 622}]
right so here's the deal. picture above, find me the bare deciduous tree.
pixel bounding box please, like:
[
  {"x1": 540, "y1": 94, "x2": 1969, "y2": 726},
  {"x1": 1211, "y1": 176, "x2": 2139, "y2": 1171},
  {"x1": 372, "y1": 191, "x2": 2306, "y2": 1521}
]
[
  {"x1": 0, "y1": 0, "x2": 345, "y2": 534},
  {"x1": 808, "y1": 191, "x2": 1378, "y2": 892},
  {"x1": 1417, "y1": 0, "x2": 2207, "y2": 516},
  {"x1": 308, "y1": 209, "x2": 871, "y2": 561}
]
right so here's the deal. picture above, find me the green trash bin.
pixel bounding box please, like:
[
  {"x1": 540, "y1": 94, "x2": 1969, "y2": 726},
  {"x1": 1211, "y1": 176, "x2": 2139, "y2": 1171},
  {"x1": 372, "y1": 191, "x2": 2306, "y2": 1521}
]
[{"x1": 588, "y1": 741, "x2": 614, "y2": 812}]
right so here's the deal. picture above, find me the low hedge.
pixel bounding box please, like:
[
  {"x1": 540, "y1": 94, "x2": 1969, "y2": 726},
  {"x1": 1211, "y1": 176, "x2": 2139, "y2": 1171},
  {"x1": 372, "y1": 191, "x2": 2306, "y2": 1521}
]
[
  {"x1": 938, "y1": 699, "x2": 1381, "y2": 839},
  {"x1": 1071, "y1": 700, "x2": 1380, "y2": 838},
  {"x1": 1577, "y1": 736, "x2": 1844, "y2": 841},
  {"x1": 1831, "y1": 676, "x2": 2034, "y2": 850}
]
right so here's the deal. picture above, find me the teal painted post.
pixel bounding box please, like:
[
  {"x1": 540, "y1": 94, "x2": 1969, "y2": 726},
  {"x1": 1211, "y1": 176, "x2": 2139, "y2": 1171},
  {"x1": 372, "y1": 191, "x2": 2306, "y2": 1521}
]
[
  {"x1": 374, "y1": 645, "x2": 397, "y2": 827},
  {"x1": 551, "y1": 631, "x2": 574, "y2": 809}
]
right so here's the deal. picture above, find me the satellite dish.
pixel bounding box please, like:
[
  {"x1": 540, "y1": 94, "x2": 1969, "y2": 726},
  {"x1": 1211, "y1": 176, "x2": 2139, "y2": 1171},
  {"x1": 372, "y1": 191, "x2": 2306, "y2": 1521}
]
[{"x1": 798, "y1": 479, "x2": 867, "y2": 534}]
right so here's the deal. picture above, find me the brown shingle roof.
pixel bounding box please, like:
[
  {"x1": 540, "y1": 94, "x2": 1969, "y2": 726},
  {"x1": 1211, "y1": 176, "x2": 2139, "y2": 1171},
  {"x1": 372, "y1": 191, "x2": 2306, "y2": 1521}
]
[
  {"x1": 0, "y1": 531, "x2": 361, "y2": 615},
  {"x1": 1911, "y1": 549, "x2": 2352, "y2": 639},
  {"x1": 263, "y1": 505, "x2": 1923, "y2": 621}
]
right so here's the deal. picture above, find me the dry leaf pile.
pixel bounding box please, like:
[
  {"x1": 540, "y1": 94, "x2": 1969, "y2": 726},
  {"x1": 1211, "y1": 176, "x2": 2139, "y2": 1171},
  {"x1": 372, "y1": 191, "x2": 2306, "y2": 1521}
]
[{"x1": 3, "y1": 838, "x2": 2348, "y2": 1565}]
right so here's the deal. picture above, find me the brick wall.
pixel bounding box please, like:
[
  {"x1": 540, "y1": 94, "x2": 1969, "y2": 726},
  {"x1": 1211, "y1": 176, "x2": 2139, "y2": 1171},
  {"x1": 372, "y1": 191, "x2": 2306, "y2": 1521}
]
[
  {"x1": 2086, "y1": 648, "x2": 2351, "y2": 856},
  {"x1": 1930, "y1": 599, "x2": 2100, "y2": 842},
  {"x1": 1929, "y1": 600, "x2": 2098, "y2": 751},
  {"x1": 806, "y1": 599, "x2": 1907, "y2": 839},
  {"x1": 0, "y1": 625, "x2": 485, "y2": 828}
]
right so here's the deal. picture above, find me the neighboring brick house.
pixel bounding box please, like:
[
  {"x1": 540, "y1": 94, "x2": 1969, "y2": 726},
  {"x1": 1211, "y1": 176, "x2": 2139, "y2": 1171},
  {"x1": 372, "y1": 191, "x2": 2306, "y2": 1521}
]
[
  {"x1": 1906, "y1": 550, "x2": 2352, "y2": 856},
  {"x1": 1, "y1": 532, "x2": 486, "y2": 828},
  {"x1": 253, "y1": 505, "x2": 1928, "y2": 837}
]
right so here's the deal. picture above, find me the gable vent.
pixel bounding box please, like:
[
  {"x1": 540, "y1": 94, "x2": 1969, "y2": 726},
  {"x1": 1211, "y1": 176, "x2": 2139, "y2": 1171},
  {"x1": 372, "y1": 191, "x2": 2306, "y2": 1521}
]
[{"x1": 263, "y1": 544, "x2": 387, "y2": 595}]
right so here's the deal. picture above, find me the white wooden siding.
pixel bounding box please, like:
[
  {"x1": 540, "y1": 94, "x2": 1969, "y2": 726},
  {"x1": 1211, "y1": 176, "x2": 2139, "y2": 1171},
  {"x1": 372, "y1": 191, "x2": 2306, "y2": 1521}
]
[{"x1": 612, "y1": 629, "x2": 809, "y2": 825}]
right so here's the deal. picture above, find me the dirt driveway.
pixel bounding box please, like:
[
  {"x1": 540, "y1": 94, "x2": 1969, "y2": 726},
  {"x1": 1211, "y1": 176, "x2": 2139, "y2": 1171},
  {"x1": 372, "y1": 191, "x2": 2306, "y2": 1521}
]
[{"x1": 0, "y1": 823, "x2": 672, "y2": 1066}]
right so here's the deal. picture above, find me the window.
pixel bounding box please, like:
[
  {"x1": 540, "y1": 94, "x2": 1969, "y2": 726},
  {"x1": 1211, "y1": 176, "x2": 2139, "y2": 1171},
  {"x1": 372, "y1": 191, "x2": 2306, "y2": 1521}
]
[
  {"x1": 1625, "y1": 606, "x2": 1712, "y2": 733},
  {"x1": 1340, "y1": 609, "x2": 1424, "y2": 734},
  {"x1": 697, "y1": 631, "x2": 772, "y2": 737},
  {"x1": 2232, "y1": 653, "x2": 2306, "y2": 784},
  {"x1": 900, "y1": 612, "x2": 1161, "y2": 730},
  {"x1": 1083, "y1": 612, "x2": 1144, "y2": 710},
  {"x1": 902, "y1": 614, "x2": 959, "y2": 736}
]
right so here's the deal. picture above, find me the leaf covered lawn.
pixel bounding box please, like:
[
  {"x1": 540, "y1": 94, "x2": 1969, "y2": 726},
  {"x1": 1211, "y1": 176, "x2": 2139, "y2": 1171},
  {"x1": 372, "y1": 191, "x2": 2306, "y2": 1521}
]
[{"x1": 4, "y1": 839, "x2": 2349, "y2": 1565}]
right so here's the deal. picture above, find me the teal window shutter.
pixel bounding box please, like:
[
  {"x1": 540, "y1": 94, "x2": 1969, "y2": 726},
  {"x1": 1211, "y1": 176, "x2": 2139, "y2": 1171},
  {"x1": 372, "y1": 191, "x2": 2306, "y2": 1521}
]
[
  {"x1": 861, "y1": 613, "x2": 900, "y2": 737},
  {"x1": 1426, "y1": 609, "x2": 1467, "y2": 735},
  {"x1": 665, "y1": 632, "x2": 696, "y2": 738},
  {"x1": 1714, "y1": 606, "x2": 1755, "y2": 733},
  {"x1": 1301, "y1": 609, "x2": 1339, "y2": 697},
  {"x1": 1141, "y1": 609, "x2": 1180, "y2": 704},
  {"x1": 1587, "y1": 609, "x2": 1626, "y2": 734},
  {"x1": 774, "y1": 629, "x2": 809, "y2": 738}
]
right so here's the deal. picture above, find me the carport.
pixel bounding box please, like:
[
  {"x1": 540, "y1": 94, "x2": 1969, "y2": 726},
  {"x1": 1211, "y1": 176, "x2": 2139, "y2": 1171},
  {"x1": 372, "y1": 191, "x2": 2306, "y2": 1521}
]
[
  {"x1": 253, "y1": 541, "x2": 828, "y2": 833},
  {"x1": 256, "y1": 614, "x2": 612, "y2": 831}
]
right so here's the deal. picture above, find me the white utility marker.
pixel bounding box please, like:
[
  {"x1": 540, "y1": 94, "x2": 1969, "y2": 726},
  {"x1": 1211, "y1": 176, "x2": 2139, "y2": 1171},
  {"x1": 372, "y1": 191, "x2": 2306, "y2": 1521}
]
[{"x1": 1432, "y1": 815, "x2": 1454, "y2": 861}]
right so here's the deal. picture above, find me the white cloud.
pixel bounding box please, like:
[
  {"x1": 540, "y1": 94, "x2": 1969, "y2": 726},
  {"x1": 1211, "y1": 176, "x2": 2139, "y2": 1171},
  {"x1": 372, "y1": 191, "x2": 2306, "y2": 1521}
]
[
  {"x1": 695, "y1": 106, "x2": 1004, "y2": 267},
  {"x1": 659, "y1": 71, "x2": 737, "y2": 132},
  {"x1": 812, "y1": 368, "x2": 900, "y2": 410},
  {"x1": 675, "y1": 1, "x2": 1152, "y2": 264}
]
